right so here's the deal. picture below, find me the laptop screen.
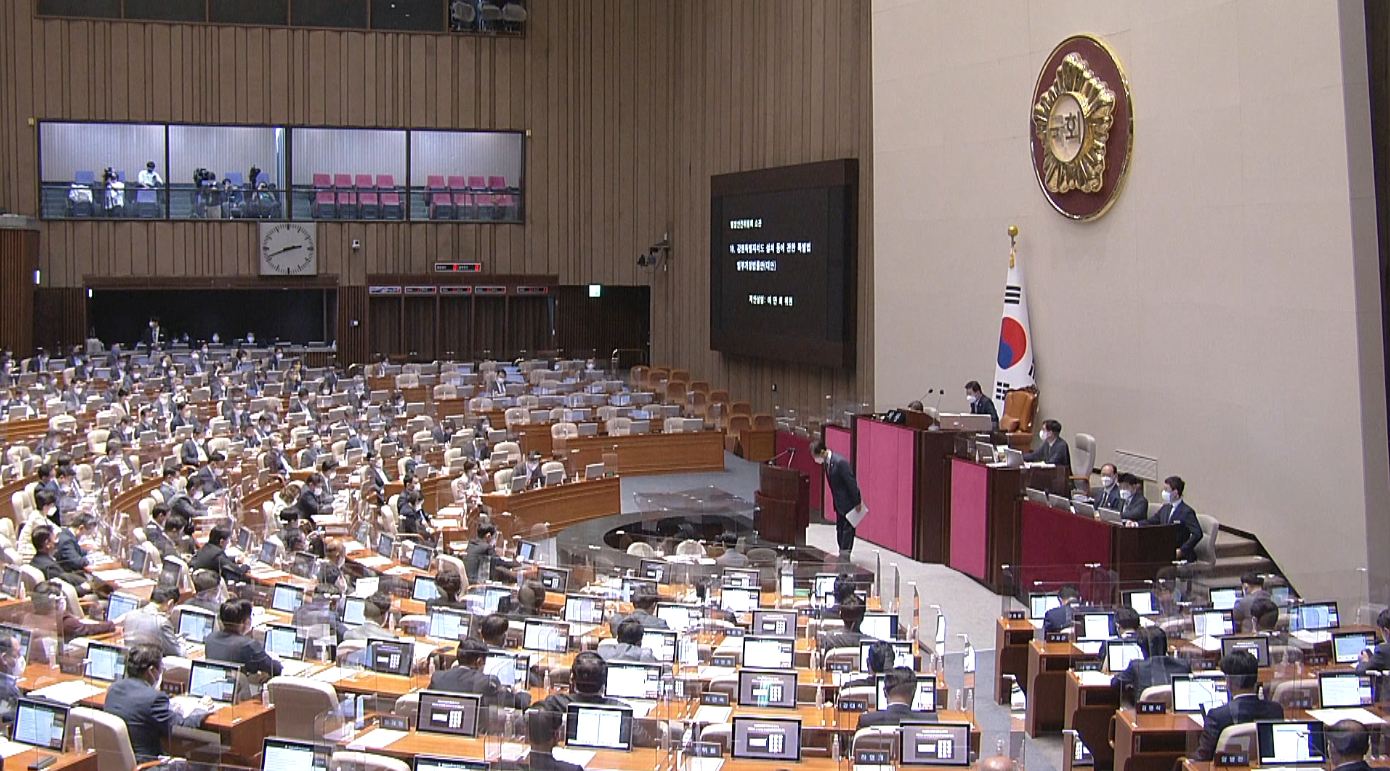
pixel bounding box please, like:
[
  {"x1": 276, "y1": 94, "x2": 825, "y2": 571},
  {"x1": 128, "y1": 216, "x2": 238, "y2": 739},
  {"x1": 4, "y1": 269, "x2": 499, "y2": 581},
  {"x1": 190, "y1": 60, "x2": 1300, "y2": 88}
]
[
  {"x1": 12, "y1": 698, "x2": 68, "y2": 750},
  {"x1": 190, "y1": 660, "x2": 240, "y2": 703},
  {"x1": 537, "y1": 567, "x2": 569, "y2": 592},
  {"x1": 376, "y1": 534, "x2": 395, "y2": 558},
  {"x1": 1221, "y1": 635, "x2": 1271, "y2": 667},
  {"x1": 1171, "y1": 674, "x2": 1229, "y2": 713},
  {"x1": 84, "y1": 641, "x2": 126, "y2": 682},
  {"x1": 1124, "y1": 590, "x2": 1156, "y2": 617},
  {"x1": 1029, "y1": 593, "x2": 1061, "y2": 620},
  {"x1": 427, "y1": 609, "x2": 469, "y2": 642},
  {"x1": 342, "y1": 596, "x2": 367, "y2": 625},
  {"x1": 861, "y1": 612, "x2": 899, "y2": 641},
  {"x1": 367, "y1": 639, "x2": 414, "y2": 676},
  {"x1": 1319, "y1": 672, "x2": 1375, "y2": 707},
  {"x1": 720, "y1": 586, "x2": 760, "y2": 613},
  {"x1": 264, "y1": 625, "x2": 305, "y2": 660},
  {"x1": 1193, "y1": 610, "x2": 1233, "y2": 638},
  {"x1": 1294, "y1": 602, "x2": 1340, "y2": 631},
  {"x1": 177, "y1": 608, "x2": 216, "y2": 643},
  {"x1": 1078, "y1": 612, "x2": 1115, "y2": 641},
  {"x1": 564, "y1": 595, "x2": 604, "y2": 624},
  {"x1": 639, "y1": 559, "x2": 667, "y2": 582},
  {"x1": 1209, "y1": 588, "x2": 1241, "y2": 611},
  {"x1": 812, "y1": 574, "x2": 839, "y2": 607},
  {"x1": 621, "y1": 578, "x2": 658, "y2": 603},
  {"x1": 564, "y1": 704, "x2": 633, "y2": 751},
  {"x1": 517, "y1": 540, "x2": 538, "y2": 562},
  {"x1": 737, "y1": 669, "x2": 797, "y2": 708},
  {"x1": 742, "y1": 636, "x2": 795, "y2": 670},
  {"x1": 1332, "y1": 631, "x2": 1378, "y2": 664},
  {"x1": 416, "y1": 691, "x2": 480, "y2": 737},
  {"x1": 753, "y1": 610, "x2": 797, "y2": 637},
  {"x1": 641, "y1": 630, "x2": 677, "y2": 663},
  {"x1": 1256, "y1": 721, "x2": 1326, "y2": 767},
  {"x1": 258, "y1": 541, "x2": 279, "y2": 565},
  {"x1": 523, "y1": 620, "x2": 569, "y2": 653},
  {"x1": 898, "y1": 722, "x2": 971, "y2": 766},
  {"x1": 1106, "y1": 642, "x2": 1144, "y2": 673},
  {"x1": 732, "y1": 716, "x2": 801, "y2": 761},
  {"x1": 412, "y1": 575, "x2": 441, "y2": 603},
  {"x1": 656, "y1": 603, "x2": 702, "y2": 632},
  {"x1": 410, "y1": 545, "x2": 434, "y2": 570},
  {"x1": 271, "y1": 583, "x2": 304, "y2": 613},
  {"x1": 484, "y1": 651, "x2": 529, "y2": 689},
  {"x1": 874, "y1": 674, "x2": 937, "y2": 711},
  {"x1": 604, "y1": 662, "x2": 664, "y2": 700},
  {"x1": 106, "y1": 591, "x2": 141, "y2": 622},
  {"x1": 260, "y1": 738, "x2": 331, "y2": 771},
  {"x1": 723, "y1": 568, "x2": 759, "y2": 588}
]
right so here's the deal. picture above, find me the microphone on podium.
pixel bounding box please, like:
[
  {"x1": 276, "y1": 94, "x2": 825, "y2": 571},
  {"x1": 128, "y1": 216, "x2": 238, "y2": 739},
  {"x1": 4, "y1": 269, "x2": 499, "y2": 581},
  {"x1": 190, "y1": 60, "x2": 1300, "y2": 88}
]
[{"x1": 767, "y1": 448, "x2": 796, "y2": 467}]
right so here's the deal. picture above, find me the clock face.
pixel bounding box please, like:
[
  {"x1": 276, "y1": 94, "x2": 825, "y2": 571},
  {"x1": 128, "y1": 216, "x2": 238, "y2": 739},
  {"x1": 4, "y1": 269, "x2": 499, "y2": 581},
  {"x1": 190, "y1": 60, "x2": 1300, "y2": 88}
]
[{"x1": 259, "y1": 222, "x2": 318, "y2": 276}]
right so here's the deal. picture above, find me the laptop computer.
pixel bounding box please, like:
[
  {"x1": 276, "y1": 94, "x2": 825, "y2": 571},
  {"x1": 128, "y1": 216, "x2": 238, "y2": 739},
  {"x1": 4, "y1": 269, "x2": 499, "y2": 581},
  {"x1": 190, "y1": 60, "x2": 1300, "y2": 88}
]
[
  {"x1": 1221, "y1": 635, "x2": 1271, "y2": 667},
  {"x1": 604, "y1": 662, "x2": 664, "y2": 701},
  {"x1": 11, "y1": 697, "x2": 69, "y2": 751},
  {"x1": 1256, "y1": 720, "x2": 1326, "y2": 769},
  {"x1": 564, "y1": 703, "x2": 634, "y2": 751},
  {"x1": 898, "y1": 721, "x2": 970, "y2": 766},
  {"x1": 1318, "y1": 672, "x2": 1376, "y2": 707},
  {"x1": 177, "y1": 608, "x2": 217, "y2": 643},
  {"x1": 189, "y1": 659, "x2": 241, "y2": 703},
  {"x1": 742, "y1": 636, "x2": 795, "y2": 670},
  {"x1": 737, "y1": 669, "x2": 798, "y2": 708},
  {"x1": 271, "y1": 583, "x2": 304, "y2": 613},
  {"x1": 1332, "y1": 630, "x2": 1378, "y2": 665},
  {"x1": 731, "y1": 716, "x2": 801, "y2": 761},
  {"x1": 415, "y1": 691, "x2": 481, "y2": 737},
  {"x1": 106, "y1": 591, "x2": 141, "y2": 622},
  {"x1": 260, "y1": 738, "x2": 331, "y2": 771},
  {"x1": 1172, "y1": 673, "x2": 1228, "y2": 714}
]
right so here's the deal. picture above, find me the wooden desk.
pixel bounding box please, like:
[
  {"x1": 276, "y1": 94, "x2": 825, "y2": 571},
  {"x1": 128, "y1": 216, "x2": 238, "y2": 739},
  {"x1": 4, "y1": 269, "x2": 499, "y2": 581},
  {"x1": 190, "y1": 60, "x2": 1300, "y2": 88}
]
[
  {"x1": 1064, "y1": 670, "x2": 1119, "y2": 768},
  {"x1": 1112, "y1": 707, "x2": 1200, "y2": 771},
  {"x1": 994, "y1": 617, "x2": 1035, "y2": 703},
  {"x1": 2, "y1": 749, "x2": 96, "y2": 771},
  {"x1": 1025, "y1": 639, "x2": 1092, "y2": 736},
  {"x1": 564, "y1": 431, "x2": 725, "y2": 476},
  {"x1": 76, "y1": 682, "x2": 275, "y2": 767},
  {"x1": 481, "y1": 475, "x2": 622, "y2": 535},
  {"x1": 1017, "y1": 501, "x2": 1183, "y2": 592}
]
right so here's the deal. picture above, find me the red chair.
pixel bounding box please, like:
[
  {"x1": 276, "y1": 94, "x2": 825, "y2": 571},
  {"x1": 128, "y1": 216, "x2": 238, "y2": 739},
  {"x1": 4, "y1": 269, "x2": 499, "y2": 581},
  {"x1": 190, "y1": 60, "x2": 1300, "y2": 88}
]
[
  {"x1": 355, "y1": 174, "x2": 379, "y2": 218},
  {"x1": 487, "y1": 175, "x2": 507, "y2": 191},
  {"x1": 312, "y1": 173, "x2": 332, "y2": 188},
  {"x1": 493, "y1": 192, "x2": 518, "y2": 220},
  {"x1": 312, "y1": 173, "x2": 334, "y2": 218},
  {"x1": 427, "y1": 175, "x2": 451, "y2": 220},
  {"x1": 377, "y1": 174, "x2": 402, "y2": 219},
  {"x1": 467, "y1": 175, "x2": 486, "y2": 191},
  {"x1": 453, "y1": 191, "x2": 475, "y2": 220}
]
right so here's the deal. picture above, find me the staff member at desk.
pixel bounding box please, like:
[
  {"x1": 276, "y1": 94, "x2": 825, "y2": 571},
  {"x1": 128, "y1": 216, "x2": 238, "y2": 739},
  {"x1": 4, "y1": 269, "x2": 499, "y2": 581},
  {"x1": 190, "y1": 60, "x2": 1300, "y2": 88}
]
[
  {"x1": 205, "y1": 598, "x2": 282, "y2": 683},
  {"x1": 1023, "y1": 419, "x2": 1071, "y2": 466},
  {"x1": 1091, "y1": 463, "x2": 1121, "y2": 510},
  {"x1": 609, "y1": 589, "x2": 668, "y2": 634},
  {"x1": 1146, "y1": 476, "x2": 1203, "y2": 562},
  {"x1": 1115, "y1": 473, "x2": 1149, "y2": 522},
  {"x1": 1110, "y1": 626, "x2": 1189, "y2": 703},
  {"x1": 1043, "y1": 586, "x2": 1080, "y2": 635},
  {"x1": 1194, "y1": 650, "x2": 1283, "y2": 760},
  {"x1": 1356, "y1": 608, "x2": 1390, "y2": 674},
  {"x1": 191, "y1": 526, "x2": 249, "y2": 584},
  {"x1": 120, "y1": 586, "x2": 185, "y2": 656},
  {"x1": 600, "y1": 618, "x2": 660, "y2": 663},
  {"x1": 964, "y1": 380, "x2": 999, "y2": 429},
  {"x1": 514, "y1": 451, "x2": 546, "y2": 489},
  {"x1": 106, "y1": 644, "x2": 213, "y2": 764},
  {"x1": 464, "y1": 523, "x2": 520, "y2": 583},
  {"x1": 536, "y1": 652, "x2": 651, "y2": 746},
  {"x1": 428, "y1": 638, "x2": 531, "y2": 710},
  {"x1": 858, "y1": 667, "x2": 937, "y2": 727},
  {"x1": 814, "y1": 439, "x2": 863, "y2": 556}
]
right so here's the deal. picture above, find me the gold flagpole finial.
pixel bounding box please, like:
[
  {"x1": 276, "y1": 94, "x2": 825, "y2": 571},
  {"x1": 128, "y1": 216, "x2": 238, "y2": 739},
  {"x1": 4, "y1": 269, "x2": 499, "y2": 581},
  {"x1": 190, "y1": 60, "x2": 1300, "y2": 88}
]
[{"x1": 1008, "y1": 225, "x2": 1019, "y2": 268}]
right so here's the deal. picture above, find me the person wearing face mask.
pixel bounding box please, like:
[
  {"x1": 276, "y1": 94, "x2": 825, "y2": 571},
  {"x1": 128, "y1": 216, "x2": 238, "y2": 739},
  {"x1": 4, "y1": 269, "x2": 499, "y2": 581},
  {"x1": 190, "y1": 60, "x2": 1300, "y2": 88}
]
[
  {"x1": 464, "y1": 523, "x2": 519, "y2": 582},
  {"x1": 1146, "y1": 475, "x2": 1203, "y2": 562},
  {"x1": 814, "y1": 439, "x2": 864, "y2": 556},
  {"x1": 513, "y1": 451, "x2": 545, "y2": 489},
  {"x1": 0, "y1": 635, "x2": 21, "y2": 723},
  {"x1": 1115, "y1": 472, "x2": 1150, "y2": 522},
  {"x1": 1091, "y1": 463, "x2": 1122, "y2": 509},
  {"x1": 205, "y1": 598, "x2": 282, "y2": 682},
  {"x1": 1023, "y1": 419, "x2": 1071, "y2": 467},
  {"x1": 191, "y1": 452, "x2": 226, "y2": 496},
  {"x1": 964, "y1": 380, "x2": 999, "y2": 429},
  {"x1": 120, "y1": 585, "x2": 185, "y2": 656},
  {"x1": 105, "y1": 644, "x2": 216, "y2": 764},
  {"x1": 190, "y1": 526, "x2": 249, "y2": 584}
]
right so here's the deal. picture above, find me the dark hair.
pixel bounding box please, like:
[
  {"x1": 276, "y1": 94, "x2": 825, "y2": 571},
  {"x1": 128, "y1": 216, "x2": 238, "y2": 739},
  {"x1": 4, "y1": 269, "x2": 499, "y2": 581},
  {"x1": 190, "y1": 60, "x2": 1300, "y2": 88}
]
[
  {"x1": 477, "y1": 523, "x2": 496, "y2": 539},
  {"x1": 150, "y1": 585, "x2": 181, "y2": 605},
  {"x1": 616, "y1": 617, "x2": 644, "y2": 646},
  {"x1": 30, "y1": 526, "x2": 53, "y2": 553},
  {"x1": 720, "y1": 533, "x2": 738, "y2": 549},
  {"x1": 65, "y1": 511, "x2": 95, "y2": 530},
  {"x1": 478, "y1": 614, "x2": 510, "y2": 645},
  {"x1": 633, "y1": 589, "x2": 659, "y2": 613},
  {"x1": 1114, "y1": 607, "x2": 1140, "y2": 632},
  {"x1": 518, "y1": 580, "x2": 547, "y2": 613},
  {"x1": 36, "y1": 463, "x2": 53, "y2": 480},
  {"x1": 364, "y1": 592, "x2": 391, "y2": 622},
  {"x1": 192, "y1": 569, "x2": 220, "y2": 593},
  {"x1": 1328, "y1": 719, "x2": 1370, "y2": 759},
  {"x1": 812, "y1": 439, "x2": 827, "y2": 455},
  {"x1": 1058, "y1": 585, "x2": 1080, "y2": 603},
  {"x1": 1240, "y1": 573, "x2": 1264, "y2": 588},
  {"x1": 1220, "y1": 649, "x2": 1260, "y2": 690},
  {"x1": 208, "y1": 526, "x2": 231, "y2": 546},
  {"x1": 1136, "y1": 626, "x2": 1168, "y2": 659},
  {"x1": 219, "y1": 598, "x2": 253, "y2": 626},
  {"x1": 436, "y1": 570, "x2": 462, "y2": 600},
  {"x1": 165, "y1": 515, "x2": 187, "y2": 535},
  {"x1": 1377, "y1": 608, "x2": 1390, "y2": 631},
  {"x1": 33, "y1": 489, "x2": 57, "y2": 509},
  {"x1": 832, "y1": 575, "x2": 857, "y2": 605},
  {"x1": 838, "y1": 595, "x2": 866, "y2": 632},
  {"x1": 456, "y1": 638, "x2": 489, "y2": 667},
  {"x1": 527, "y1": 708, "x2": 564, "y2": 750},
  {"x1": 1164, "y1": 476, "x2": 1185, "y2": 496},
  {"x1": 865, "y1": 641, "x2": 897, "y2": 674},
  {"x1": 570, "y1": 651, "x2": 607, "y2": 695},
  {"x1": 1042, "y1": 419, "x2": 1062, "y2": 434},
  {"x1": 882, "y1": 666, "x2": 917, "y2": 700},
  {"x1": 1099, "y1": 463, "x2": 1117, "y2": 475},
  {"x1": 1117, "y1": 472, "x2": 1140, "y2": 486},
  {"x1": 1249, "y1": 597, "x2": 1279, "y2": 631},
  {"x1": 964, "y1": 380, "x2": 982, "y2": 393},
  {"x1": 125, "y1": 643, "x2": 165, "y2": 679},
  {"x1": 208, "y1": 451, "x2": 225, "y2": 463}
]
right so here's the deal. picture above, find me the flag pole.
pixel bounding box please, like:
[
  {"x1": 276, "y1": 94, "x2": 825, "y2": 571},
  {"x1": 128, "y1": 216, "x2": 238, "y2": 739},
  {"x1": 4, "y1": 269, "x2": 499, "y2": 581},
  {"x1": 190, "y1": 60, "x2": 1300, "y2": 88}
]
[{"x1": 1008, "y1": 224, "x2": 1018, "y2": 268}]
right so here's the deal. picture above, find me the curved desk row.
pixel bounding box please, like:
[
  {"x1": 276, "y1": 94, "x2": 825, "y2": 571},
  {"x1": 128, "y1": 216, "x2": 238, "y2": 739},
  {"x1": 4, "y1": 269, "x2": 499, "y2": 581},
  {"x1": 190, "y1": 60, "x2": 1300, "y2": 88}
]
[{"x1": 481, "y1": 475, "x2": 622, "y2": 537}]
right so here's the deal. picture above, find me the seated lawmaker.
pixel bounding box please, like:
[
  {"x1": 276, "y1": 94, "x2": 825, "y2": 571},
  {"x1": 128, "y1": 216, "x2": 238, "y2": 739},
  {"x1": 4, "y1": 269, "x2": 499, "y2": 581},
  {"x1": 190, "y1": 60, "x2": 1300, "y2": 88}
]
[
  {"x1": 1326, "y1": 719, "x2": 1373, "y2": 771},
  {"x1": 1091, "y1": 463, "x2": 1121, "y2": 510},
  {"x1": 817, "y1": 595, "x2": 868, "y2": 650},
  {"x1": 1356, "y1": 608, "x2": 1390, "y2": 674},
  {"x1": 1146, "y1": 475, "x2": 1203, "y2": 562},
  {"x1": 1043, "y1": 585, "x2": 1080, "y2": 635},
  {"x1": 463, "y1": 523, "x2": 518, "y2": 583},
  {"x1": 964, "y1": 380, "x2": 998, "y2": 429},
  {"x1": 429, "y1": 638, "x2": 531, "y2": 710},
  {"x1": 526, "y1": 708, "x2": 583, "y2": 771},
  {"x1": 426, "y1": 570, "x2": 469, "y2": 613},
  {"x1": 1116, "y1": 473, "x2": 1150, "y2": 522},
  {"x1": 1023, "y1": 419, "x2": 1071, "y2": 467},
  {"x1": 845, "y1": 640, "x2": 899, "y2": 690},
  {"x1": 608, "y1": 589, "x2": 668, "y2": 634},
  {"x1": 1194, "y1": 651, "x2": 1283, "y2": 760},
  {"x1": 105, "y1": 644, "x2": 211, "y2": 764},
  {"x1": 857, "y1": 667, "x2": 936, "y2": 727},
  {"x1": 120, "y1": 586, "x2": 185, "y2": 656},
  {"x1": 343, "y1": 592, "x2": 395, "y2": 642},
  {"x1": 205, "y1": 598, "x2": 282, "y2": 683},
  {"x1": 190, "y1": 526, "x2": 248, "y2": 584},
  {"x1": 29, "y1": 526, "x2": 88, "y2": 590},
  {"x1": 1232, "y1": 572, "x2": 1273, "y2": 631},
  {"x1": 600, "y1": 618, "x2": 659, "y2": 663},
  {"x1": 1110, "y1": 626, "x2": 1189, "y2": 703}
]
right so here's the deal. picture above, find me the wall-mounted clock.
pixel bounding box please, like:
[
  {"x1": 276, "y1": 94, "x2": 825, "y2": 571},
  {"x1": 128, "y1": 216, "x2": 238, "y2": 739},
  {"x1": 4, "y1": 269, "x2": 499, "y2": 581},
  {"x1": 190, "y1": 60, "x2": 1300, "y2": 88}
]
[{"x1": 259, "y1": 222, "x2": 318, "y2": 276}]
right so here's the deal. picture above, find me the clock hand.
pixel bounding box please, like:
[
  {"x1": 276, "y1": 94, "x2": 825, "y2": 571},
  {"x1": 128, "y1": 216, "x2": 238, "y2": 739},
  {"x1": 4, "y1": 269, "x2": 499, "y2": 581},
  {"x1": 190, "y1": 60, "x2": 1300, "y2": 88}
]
[{"x1": 266, "y1": 244, "x2": 303, "y2": 258}]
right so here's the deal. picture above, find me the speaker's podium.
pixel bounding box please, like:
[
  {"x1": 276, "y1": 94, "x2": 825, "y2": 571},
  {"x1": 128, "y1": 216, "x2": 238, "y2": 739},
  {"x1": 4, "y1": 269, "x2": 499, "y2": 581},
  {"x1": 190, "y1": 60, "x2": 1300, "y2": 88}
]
[{"x1": 755, "y1": 461, "x2": 810, "y2": 545}]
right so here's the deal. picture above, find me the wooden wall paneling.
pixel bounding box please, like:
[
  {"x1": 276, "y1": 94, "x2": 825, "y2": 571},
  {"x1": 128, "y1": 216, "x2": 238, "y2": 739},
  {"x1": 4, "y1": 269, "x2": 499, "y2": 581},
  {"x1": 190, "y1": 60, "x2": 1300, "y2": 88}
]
[
  {"x1": 402, "y1": 295, "x2": 437, "y2": 361},
  {"x1": 0, "y1": 229, "x2": 39, "y2": 356},
  {"x1": 31, "y1": 286, "x2": 85, "y2": 353},
  {"x1": 337, "y1": 285, "x2": 368, "y2": 366}
]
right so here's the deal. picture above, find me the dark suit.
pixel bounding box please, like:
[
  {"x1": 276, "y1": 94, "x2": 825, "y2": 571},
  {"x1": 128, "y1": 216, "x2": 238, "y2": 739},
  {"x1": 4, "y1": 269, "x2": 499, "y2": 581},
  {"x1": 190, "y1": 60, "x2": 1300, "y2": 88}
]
[
  {"x1": 1232, "y1": 589, "x2": 1271, "y2": 630},
  {"x1": 857, "y1": 702, "x2": 937, "y2": 728},
  {"x1": 1333, "y1": 762, "x2": 1373, "y2": 771},
  {"x1": 818, "y1": 629, "x2": 868, "y2": 651},
  {"x1": 1195, "y1": 694, "x2": 1283, "y2": 760},
  {"x1": 822, "y1": 452, "x2": 862, "y2": 553},
  {"x1": 428, "y1": 665, "x2": 530, "y2": 709},
  {"x1": 204, "y1": 629, "x2": 282, "y2": 678},
  {"x1": 189, "y1": 542, "x2": 248, "y2": 583},
  {"x1": 1147, "y1": 501, "x2": 1203, "y2": 561},
  {"x1": 105, "y1": 677, "x2": 202, "y2": 762},
  {"x1": 1092, "y1": 484, "x2": 1122, "y2": 511},
  {"x1": 969, "y1": 396, "x2": 999, "y2": 429},
  {"x1": 608, "y1": 609, "x2": 669, "y2": 635},
  {"x1": 1355, "y1": 641, "x2": 1390, "y2": 674},
  {"x1": 1043, "y1": 603, "x2": 1076, "y2": 635},
  {"x1": 54, "y1": 528, "x2": 89, "y2": 573},
  {"x1": 1111, "y1": 655, "x2": 1191, "y2": 701},
  {"x1": 463, "y1": 538, "x2": 509, "y2": 582},
  {"x1": 30, "y1": 553, "x2": 85, "y2": 588},
  {"x1": 527, "y1": 751, "x2": 584, "y2": 771},
  {"x1": 1024, "y1": 438, "x2": 1072, "y2": 467},
  {"x1": 1120, "y1": 493, "x2": 1150, "y2": 522}
]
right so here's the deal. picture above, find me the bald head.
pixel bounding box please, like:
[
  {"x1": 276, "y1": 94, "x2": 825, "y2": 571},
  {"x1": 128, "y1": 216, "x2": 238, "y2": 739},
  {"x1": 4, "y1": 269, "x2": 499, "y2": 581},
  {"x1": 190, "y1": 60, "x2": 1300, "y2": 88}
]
[{"x1": 979, "y1": 756, "x2": 1015, "y2": 771}]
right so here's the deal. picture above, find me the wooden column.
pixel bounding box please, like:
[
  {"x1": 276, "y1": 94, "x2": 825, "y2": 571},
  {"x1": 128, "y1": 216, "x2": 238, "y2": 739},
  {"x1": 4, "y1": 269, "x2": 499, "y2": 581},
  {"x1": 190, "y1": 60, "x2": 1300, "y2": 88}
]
[{"x1": 0, "y1": 222, "x2": 38, "y2": 356}]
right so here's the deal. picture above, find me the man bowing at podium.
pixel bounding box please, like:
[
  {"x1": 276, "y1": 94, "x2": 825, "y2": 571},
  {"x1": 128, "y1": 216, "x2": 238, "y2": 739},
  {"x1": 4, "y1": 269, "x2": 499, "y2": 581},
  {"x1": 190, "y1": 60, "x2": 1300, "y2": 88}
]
[{"x1": 814, "y1": 439, "x2": 864, "y2": 556}]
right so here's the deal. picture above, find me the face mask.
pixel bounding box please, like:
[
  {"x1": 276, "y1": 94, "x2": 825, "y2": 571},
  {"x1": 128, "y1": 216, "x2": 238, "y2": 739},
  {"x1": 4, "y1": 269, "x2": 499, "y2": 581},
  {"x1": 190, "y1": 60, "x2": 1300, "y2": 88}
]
[
  {"x1": 152, "y1": 673, "x2": 163, "y2": 691},
  {"x1": 1039, "y1": 430, "x2": 1050, "y2": 442},
  {"x1": 1161, "y1": 490, "x2": 1174, "y2": 504},
  {"x1": 1119, "y1": 489, "x2": 1132, "y2": 501},
  {"x1": 1101, "y1": 475, "x2": 1115, "y2": 488},
  {"x1": 813, "y1": 454, "x2": 825, "y2": 465},
  {"x1": 966, "y1": 394, "x2": 976, "y2": 404}
]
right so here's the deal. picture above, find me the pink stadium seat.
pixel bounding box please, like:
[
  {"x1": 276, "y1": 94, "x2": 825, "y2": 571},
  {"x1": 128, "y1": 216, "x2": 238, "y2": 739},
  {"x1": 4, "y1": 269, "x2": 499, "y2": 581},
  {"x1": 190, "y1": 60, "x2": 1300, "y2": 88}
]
[
  {"x1": 356, "y1": 174, "x2": 379, "y2": 217},
  {"x1": 313, "y1": 190, "x2": 336, "y2": 218},
  {"x1": 333, "y1": 173, "x2": 353, "y2": 189},
  {"x1": 377, "y1": 175, "x2": 402, "y2": 219},
  {"x1": 426, "y1": 175, "x2": 447, "y2": 190},
  {"x1": 336, "y1": 188, "x2": 357, "y2": 218},
  {"x1": 467, "y1": 175, "x2": 486, "y2": 190},
  {"x1": 453, "y1": 191, "x2": 475, "y2": 220},
  {"x1": 354, "y1": 174, "x2": 373, "y2": 189},
  {"x1": 494, "y1": 192, "x2": 518, "y2": 218},
  {"x1": 312, "y1": 173, "x2": 332, "y2": 188},
  {"x1": 447, "y1": 175, "x2": 467, "y2": 190},
  {"x1": 487, "y1": 175, "x2": 507, "y2": 190}
]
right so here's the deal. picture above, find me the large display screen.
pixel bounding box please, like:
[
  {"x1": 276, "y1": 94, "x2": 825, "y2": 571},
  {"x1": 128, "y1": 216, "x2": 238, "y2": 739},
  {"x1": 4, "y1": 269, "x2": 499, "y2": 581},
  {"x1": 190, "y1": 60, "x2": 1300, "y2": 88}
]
[{"x1": 710, "y1": 159, "x2": 857, "y2": 367}]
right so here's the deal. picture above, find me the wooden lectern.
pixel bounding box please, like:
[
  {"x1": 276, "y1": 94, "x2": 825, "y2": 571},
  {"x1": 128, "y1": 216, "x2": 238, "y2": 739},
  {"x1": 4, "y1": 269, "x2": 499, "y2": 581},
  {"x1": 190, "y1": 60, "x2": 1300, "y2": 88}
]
[{"x1": 754, "y1": 462, "x2": 810, "y2": 545}]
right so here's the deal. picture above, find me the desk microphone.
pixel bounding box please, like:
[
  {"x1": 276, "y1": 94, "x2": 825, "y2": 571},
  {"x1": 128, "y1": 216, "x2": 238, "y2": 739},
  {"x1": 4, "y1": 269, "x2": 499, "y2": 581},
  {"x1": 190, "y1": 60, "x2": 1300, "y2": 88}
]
[
  {"x1": 768, "y1": 448, "x2": 796, "y2": 467},
  {"x1": 932, "y1": 388, "x2": 945, "y2": 412}
]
